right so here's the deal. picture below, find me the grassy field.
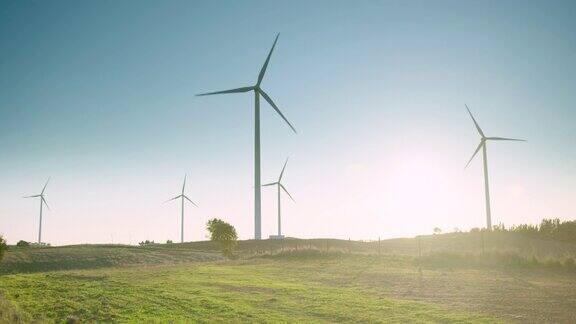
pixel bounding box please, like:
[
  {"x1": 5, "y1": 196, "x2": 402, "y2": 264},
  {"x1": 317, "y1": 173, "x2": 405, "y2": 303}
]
[{"x1": 1, "y1": 233, "x2": 576, "y2": 322}]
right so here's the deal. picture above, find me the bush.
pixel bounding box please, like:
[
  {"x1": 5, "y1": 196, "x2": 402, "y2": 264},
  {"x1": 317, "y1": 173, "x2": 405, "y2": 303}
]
[
  {"x1": 166, "y1": 240, "x2": 173, "y2": 244},
  {"x1": 206, "y1": 218, "x2": 238, "y2": 258},
  {"x1": 16, "y1": 240, "x2": 30, "y2": 247},
  {"x1": 505, "y1": 218, "x2": 576, "y2": 243},
  {"x1": 417, "y1": 251, "x2": 569, "y2": 270},
  {"x1": 138, "y1": 240, "x2": 155, "y2": 246},
  {"x1": 0, "y1": 235, "x2": 7, "y2": 262}
]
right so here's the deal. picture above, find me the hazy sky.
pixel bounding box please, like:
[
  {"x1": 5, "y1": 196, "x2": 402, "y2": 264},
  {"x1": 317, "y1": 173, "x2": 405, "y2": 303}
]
[{"x1": 1, "y1": 0, "x2": 575, "y2": 245}]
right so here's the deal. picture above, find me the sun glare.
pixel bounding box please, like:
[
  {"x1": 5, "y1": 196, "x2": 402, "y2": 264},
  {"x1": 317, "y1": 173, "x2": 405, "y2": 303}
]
[{"x1": 382, "y1": 154, "x2": 460, "y2": 231}]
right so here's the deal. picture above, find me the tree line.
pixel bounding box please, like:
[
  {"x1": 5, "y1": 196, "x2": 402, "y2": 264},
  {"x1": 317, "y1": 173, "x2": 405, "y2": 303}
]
[{"x1": 476, "y1": 218, "x2": 576, "y2": 243}]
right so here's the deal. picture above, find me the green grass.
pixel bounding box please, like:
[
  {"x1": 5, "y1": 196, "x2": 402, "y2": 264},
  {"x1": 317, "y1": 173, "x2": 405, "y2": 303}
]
[{"x1": 0, "y1": 257, "x2": 497, "y2": 323}]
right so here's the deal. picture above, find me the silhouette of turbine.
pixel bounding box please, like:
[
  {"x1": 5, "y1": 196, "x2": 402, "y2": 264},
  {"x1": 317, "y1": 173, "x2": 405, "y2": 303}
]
[
  {"x1": 23, "y1": 178, "x2": 51, "y2": 244},
  {"x1": 263, "y1": 158, "x2": 295, "y2": 239},
  {"x1": 196, "y1": 33, "x2": 296, "y2": 240},
  {"x1": 465, "y1": 105, "x2": 525, "y2": 230},
  {"x1": 165, "y1": 175, "x2": 198, "y2": 243}
]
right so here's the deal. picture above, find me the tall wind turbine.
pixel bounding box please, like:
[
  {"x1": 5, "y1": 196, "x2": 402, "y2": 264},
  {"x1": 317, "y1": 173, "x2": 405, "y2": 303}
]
[
  {"x1": 23, "y1": 178, "x2": 51, "y2": 244},
  {"x1": 196, "y1": 33, "x2": 297, "y2": 240},
  {"x1": 465, "y1": 105, "x2": 525, "y2": 230},
  {"x1": 263, "y1": 158, "x2": 295, "y2": 239},
  {"x1": 165, "y1": 175, "x2": 198, "y2": 243}
]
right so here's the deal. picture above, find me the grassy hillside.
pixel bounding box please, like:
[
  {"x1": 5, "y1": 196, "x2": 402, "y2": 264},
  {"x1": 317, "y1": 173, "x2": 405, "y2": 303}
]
[
  {"x1": 0, "y1": 244, "x2": 223, "y2": 274},
  {"x1": 1, "y1": 232, "x2": 576, "y2": 322},
  {"x1": 3, "y1": 231, "x2": 576, "y2": 275},
  {"x1": 0, "y1": 254, "x2": 499, "y2": 323}
]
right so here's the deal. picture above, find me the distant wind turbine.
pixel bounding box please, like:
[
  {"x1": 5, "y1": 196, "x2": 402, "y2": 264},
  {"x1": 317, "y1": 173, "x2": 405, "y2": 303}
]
[
  {"x1": 263, "y1": 158, "x2": 295, "y2": 239},
  {"x1": 464, "y1": 105, "x2": 525, "y2": 230},
  {"x1": 23, "y1": 178, "x2": 51, "y2": 244},
  {"x1": 165, "y1": 175, "x2": 198, "y2": 243},
  {"x1": 196, "y1": 33, "x2": 297, "y2": 240}
]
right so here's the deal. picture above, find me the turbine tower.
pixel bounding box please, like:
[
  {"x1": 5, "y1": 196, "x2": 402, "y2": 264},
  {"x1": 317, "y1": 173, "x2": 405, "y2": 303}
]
[
  {"x1": 196, "y1": 33, "x2": 297, "y2": 240},
  {"x1": 464, "y1": 105, "x2": 525, "y2": 230},
  {"x1": 165, "y1": 175, "x2": 198, "y2": 243},
  {"x1": 23, "y1": 178, "x2": 51, "y2": 244},
  {"x1": 263, "y1": 158, "x2": 295, "y2": 239}
]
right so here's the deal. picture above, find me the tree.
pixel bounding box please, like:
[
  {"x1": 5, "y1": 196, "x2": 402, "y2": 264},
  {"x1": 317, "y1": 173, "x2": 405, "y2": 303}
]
[
  {"x1": 206, "y1": 218, "x2": 238, "y2": 257},
  {"x1": 16, "y1": 240, "x2": 30, "y2": 247},
  {"x1": 433, "y1": 227, "x2": 442, "y2": 235},
  {"x1": 0, "y1": 235, "x2": 7, "y2": 262}
]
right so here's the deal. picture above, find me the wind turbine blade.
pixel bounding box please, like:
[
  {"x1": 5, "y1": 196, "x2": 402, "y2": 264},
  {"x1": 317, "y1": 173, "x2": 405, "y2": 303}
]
[
  {"x1": 183, "y1": 195, "x2": 198, "y2": 207},
  {"x1": 164, "y1": 195, "x2": 182, "y2": 203},
  {"x1": 257, "y1": 33, "x2": 280, "y2": 86},
  {"x1": 182, "y1": 174, "x2": 187, "y2": 195},
  {"x1": 465, "y1": 142, "x2": 484, "y2": 169},
  {"x1": 196, "y1": 86, "x2": 254, "y2": 96},
  {"x1": 42, "y1": 197, "x2": 50, "y2": 210},
  {"x1": 41, "y1": 178, "x2": 50, "y2": 195},
  {"x1": 23, "y1": 194, "x2": 41, "y2": 198},
  {"x1": 486, "y1": 137, "x2": 526, "y2": 142},
  {"x1": 278, "y1": 157, "x2": 289, "y2": 182},
  {"x1": 262, "y1": 182, "x2": 278, "y2": 187},
  {"x1": 258, "y1": 89, "x2": 297, "y2": 134},
  {"x1": 465, "y1": 104, "x2": 485, "y2": 137},
  {"x1": 280, "y1": 184, "x2": 295, "y2": 203}
]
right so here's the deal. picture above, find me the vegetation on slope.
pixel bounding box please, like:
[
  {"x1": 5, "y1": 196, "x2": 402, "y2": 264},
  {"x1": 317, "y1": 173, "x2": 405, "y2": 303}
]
[
  {"x1": 0, "y1": 244, "x2": 222, "y2": 274},
  {"x1": 0, "y1": 257, "x2": 498, "y2": 323},
  {"x1": 1, "y1": 231, "x2": 576, "y2": 322}
]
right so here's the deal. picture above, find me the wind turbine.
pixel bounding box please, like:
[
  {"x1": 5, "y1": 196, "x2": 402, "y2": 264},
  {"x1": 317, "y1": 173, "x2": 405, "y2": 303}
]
[
  {"x1": 165, "y1": 175, "x2": 198, "y2": 243},
  {"x1": 263, "y1": 158, "x2": 295, "y2": 239},
  {"x1": 464, "y1": 105, "x2": 525, "y2": 230},
  {"x1": 23, "y1": 178, "x2": 51, "y2": 244},
  {"x1": 196, "y1": 33, "x2": 297, "y2": 240}
]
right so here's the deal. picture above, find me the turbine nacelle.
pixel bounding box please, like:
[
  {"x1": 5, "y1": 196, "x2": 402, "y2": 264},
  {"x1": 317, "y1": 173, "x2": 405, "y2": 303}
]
[
  {"x1": 165, "y1": 175, "x2": 198, "y2": 207},
  {"x1": 464, "y1": 105, "x2": 525, "y2": 168},
  {"x1": 23, "y1": 178, "x2": 51, "y2": 210},
  {"x1": 195, "y1": 34, "x2": 297, "y2": 134},
  {"x1": 263, "y1": 158, "x2": 295, "y2": 203}
]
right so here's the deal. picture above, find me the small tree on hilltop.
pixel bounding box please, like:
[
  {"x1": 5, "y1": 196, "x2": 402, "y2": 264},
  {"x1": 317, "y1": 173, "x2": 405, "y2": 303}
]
[
  {"x1": 206, "y1": 218, "x2": 238, "y2": 258},
  {"x1": 0, "y1": 235, "x2": 7, "y2": 262},
  {"x1": 433, "y1": 227, "x2": 442, "y2": 235},
  {"x1": 16, "y1": 240, "x2": 30, "y2": 247}
]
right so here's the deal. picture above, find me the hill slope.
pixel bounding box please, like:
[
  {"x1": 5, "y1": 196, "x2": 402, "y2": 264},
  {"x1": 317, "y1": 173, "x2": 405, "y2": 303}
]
[
  {"x1": 3, "y1": 231, "x2": 576, "y2": 274},
  {"x1": 1, "y1": 232, "x2": 576, "y2": 322}
]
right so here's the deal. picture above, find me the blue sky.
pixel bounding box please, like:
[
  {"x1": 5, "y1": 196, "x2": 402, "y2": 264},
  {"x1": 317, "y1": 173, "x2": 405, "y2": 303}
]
[{"x1": 1, "y1": 0, "x2": 575, "y2": 244}]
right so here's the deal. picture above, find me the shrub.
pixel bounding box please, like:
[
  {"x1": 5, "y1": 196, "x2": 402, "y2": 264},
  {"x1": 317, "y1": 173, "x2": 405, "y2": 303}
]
[
  {"x1": 0, "y1": 235, "x2": 7, "y2": 262},
  {"x1": 166, "y1": 240, "x2": 173, "y2": 244},
  {"x1": 206, "y1": 218, "x2": 238, "y2": 258},
  {"x1": 138, "y1": 240, "x2": 155, "y2": 246},
  {"x1": 16, "y1": 240, "x2": 30, "y2": 247}
]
